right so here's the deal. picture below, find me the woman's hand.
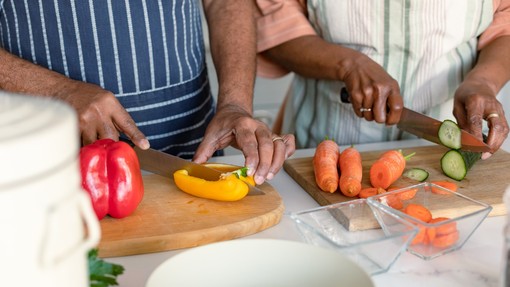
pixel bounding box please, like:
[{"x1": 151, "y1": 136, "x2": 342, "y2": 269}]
[
  {"x1": 454, "y1": 79, "x2": 509, "y2": 159},
  {"x1": 338, "y1": 51, "x2": 403, "y2": 125}
]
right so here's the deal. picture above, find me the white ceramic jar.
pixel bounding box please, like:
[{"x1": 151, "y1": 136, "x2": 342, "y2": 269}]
[{"x1": 0, "y1": 92, "x2": 100, "y2": 287}]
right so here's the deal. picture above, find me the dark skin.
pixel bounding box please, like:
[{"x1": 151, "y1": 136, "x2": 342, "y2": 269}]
[
  {"x1": 263, "y1": 34, "x2": 510, "y2": 159},
  {"x1": 0, "y1": 0, "x2": 295, "y2": 184}
]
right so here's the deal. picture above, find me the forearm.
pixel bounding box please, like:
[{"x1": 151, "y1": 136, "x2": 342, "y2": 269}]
[
  {"x1": 467, "y1": 35, "x2": 510, "y2": 95},
  {"x1": 0, "y1": 48, "x2": 71, "y2": 96},
  {"x1": 203, "y1": 0, "x2": 256, "y2": 114},
  {"x1": 262, "y1": 35, "x2": 358, "y2": 81}
]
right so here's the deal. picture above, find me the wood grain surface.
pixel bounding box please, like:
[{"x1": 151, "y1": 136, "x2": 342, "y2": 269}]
[
  {"x1": 98, "y1": 174, "x2": 283, "y2": 258},
  {"x1": 284, "y1": 145, "x2": 510, "y2": 218}
]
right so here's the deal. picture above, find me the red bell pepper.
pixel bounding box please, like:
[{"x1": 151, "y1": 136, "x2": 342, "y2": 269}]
[{"x1": 80, "y1": 139, "x2": 144, "y2": 219}]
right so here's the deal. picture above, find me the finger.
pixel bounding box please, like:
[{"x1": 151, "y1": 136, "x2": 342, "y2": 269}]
[
  {"x1": 234, "y1": 126, "x2": 262, "y2": 178},
  {"x1": 361, "y1": 86, "x2": 375, "y2": 121},
  {"x1": 372, "y1": 87, "x2": 388, "y2": 124},
  {"x1": 248, "y1": 130, "x2": 274, "y2": 185},
  {"x1": 283, "y1": 134, "x2": 296, "y2": 159},
  {"x1": 384, "y1": 89, "x2": 403, "y2": 125},
  {"x1": 81, "y1": 126, "x2": 98, "y2": 147},
  {"x1": 113, "y1": 111, "x2": 150, "y2": 149},
  {"x1": 464, "y1": 107, "x2": 484, "y2": 139},
  {"x1": 267, "y1": 134, "x2": 296, "y2": 180},
  {"x1": 193, "y1": 130, "x2": 233, "y2": 163},
  {"x1": 482, "y1": 112, "x2": 509, "y2": 159},
  {"x1": 349, "y1": 87, "x2": 364, "y2": 118}
]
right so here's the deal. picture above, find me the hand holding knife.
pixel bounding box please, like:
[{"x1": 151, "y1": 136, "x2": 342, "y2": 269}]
[{"x1": 340, "y1": 88, "x2": 491, "y2": 153}]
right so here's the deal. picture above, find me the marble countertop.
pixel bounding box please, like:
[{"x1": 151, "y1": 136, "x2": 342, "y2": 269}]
[{"x1": 109, "y1": 139, "x2": 510, "y2": 287}]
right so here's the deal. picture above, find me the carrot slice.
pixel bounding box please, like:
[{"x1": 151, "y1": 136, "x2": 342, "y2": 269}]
[
  {"x1": 431, "y1": 181, "x2": 458, "y2": 195},
  {"x1": 432, "y1": 230, "x2": 459, "y2": 248},
  {"x1": 429, "y1": 217, "x2": 458, "y2": 236},
  {"x1": 358, "y1": 187, "x2": 385, "y2": 198},
  {"x1": 403, "y1": 203, "x2": 432, "y2": 223},
  {"x1": 313, "y1": 139, "x2": 339, "y2": 193},
  {"x1": 389, "y1": 186, "x2": 418, "y2": 201},
  {"x1": 338, "y1": 147, "x2": 362, "y2": 197},
  {"x1": 411, "y1": 225, "x2": 427, "y2": 245},
  {"x1": 386, "y1": 194, "x2": 404, "y2": 210}
]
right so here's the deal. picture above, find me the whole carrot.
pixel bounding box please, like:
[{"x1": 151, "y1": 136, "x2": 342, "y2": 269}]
[
  {"x1": 313, "y1": 139, "x2": 339, "y2": 193},
  {"x1": 370, "y1": 149, "x2": 414, "y2": 189},
  {"x1": 338, "y1": 146, "x2": 362, "y2": 197}
]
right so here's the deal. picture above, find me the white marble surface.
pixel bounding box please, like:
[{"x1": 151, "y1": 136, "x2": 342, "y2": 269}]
[{"x1": 108, "y1": 138, "x2": 510, "y2": 287}]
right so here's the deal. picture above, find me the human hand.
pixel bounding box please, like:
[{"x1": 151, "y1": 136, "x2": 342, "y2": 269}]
[
  {"x1": 339, "y1": 52, "x2": 403, "y2": 124},
  {"x1": 54, "y1": 79, "x2": 150, "y2": 149},
  {"x1": 193, "y1": 104, "x2": 296, "y2": 185},
  {"x1": 454, "y1": 80, "x2": 509, "y2": 159}
]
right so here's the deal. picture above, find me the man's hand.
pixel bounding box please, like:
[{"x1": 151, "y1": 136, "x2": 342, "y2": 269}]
[
  {"x1": 193, "y1": 104, "x2": 295, "y2": 185},
  {"x1": 53, "y1": 80, "x2": 150, "y2": 149}
]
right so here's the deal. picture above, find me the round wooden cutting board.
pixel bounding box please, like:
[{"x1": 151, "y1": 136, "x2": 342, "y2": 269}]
[{"x1": 97, "y1": 174, "x2": 284, "y2": 258}]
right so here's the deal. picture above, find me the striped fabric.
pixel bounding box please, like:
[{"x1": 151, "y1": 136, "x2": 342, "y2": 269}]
[
  {"x1": 281, "y1": 0, "x2": 495, "y2": 148},
  {"x1": 0, "y1": 0, "x2": 217, "y2": 158}
]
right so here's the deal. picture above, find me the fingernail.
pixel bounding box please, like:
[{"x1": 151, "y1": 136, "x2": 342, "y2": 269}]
[
  {"x1": 266, "y1": 172, "x2": 275, "y2": 181},
  {"x1": 140, "y1": 139, "x2": 150, "y2": 150},
  {"x1": 255, "y1": 175, "x2": 265, "y2": 185},
  {"x1": 247, "y1": 166, "x2": 255, "y2": 176},
  {"x1": 481, "y1": 152, "x2": 492, "y2": 160}
]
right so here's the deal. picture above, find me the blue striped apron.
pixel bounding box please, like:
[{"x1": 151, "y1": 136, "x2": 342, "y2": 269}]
[{"x1": 0, "y1": 0, "x2": 219, "y2": 158}]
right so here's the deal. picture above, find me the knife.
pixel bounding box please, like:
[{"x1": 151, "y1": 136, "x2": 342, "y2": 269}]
[
  {"x1": 133, "y1": 147, "x2": 265, "y2": 195},
  {"x1": 340, "y1": 88, "x2": 491, "y2": 152}
]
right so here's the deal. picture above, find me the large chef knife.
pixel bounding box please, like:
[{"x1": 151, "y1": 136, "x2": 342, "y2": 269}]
[
  {"x1": 340, "y1": 88, "x2": 491, "y2": 152},
  {"x1": 134, "y1": 147, "x2": 265, "y2": 195},
  {"x1": 396, "y1": 108, "x2": 491, "y2": 153}
]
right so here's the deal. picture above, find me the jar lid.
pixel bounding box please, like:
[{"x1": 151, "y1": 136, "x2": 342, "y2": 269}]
[{"x1": 0, "y1": 92, "x2": 79, "y2": 187}]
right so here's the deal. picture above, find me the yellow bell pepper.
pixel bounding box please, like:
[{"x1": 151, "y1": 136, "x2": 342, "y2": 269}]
[{"x1": 173, "y1": 169, "x2": 250, "y2": 201}]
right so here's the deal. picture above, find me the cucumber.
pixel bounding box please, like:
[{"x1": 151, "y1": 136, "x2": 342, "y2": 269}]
[
  {"x1": 440, "y1": 149, "x2": 481, "y2": 181},
  {"x1": 438, "y1": 119, "x2": 462, "y2": 149},
  {"x1": 403, "y1": 168, "x2": 429, "y2": 182}
]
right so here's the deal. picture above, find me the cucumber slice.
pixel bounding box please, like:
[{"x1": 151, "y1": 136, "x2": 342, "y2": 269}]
[
  {"x1": 440, "y1": 149, "x2": 481, "y2": 181},
  {"x1": 403, "y1": 168, "x2": 429, "y2": 182},
  {"x1": 438, "y1": 120, "x2": 462, "y2": 149}
]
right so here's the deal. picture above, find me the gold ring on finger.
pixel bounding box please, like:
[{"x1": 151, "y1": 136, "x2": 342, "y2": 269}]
[
  {"x1": 272, "y1": 136, "x2": 285, "y2": 143},
  {"x1": 485, "y1": 113, "x2": 499, "y2": 120}
]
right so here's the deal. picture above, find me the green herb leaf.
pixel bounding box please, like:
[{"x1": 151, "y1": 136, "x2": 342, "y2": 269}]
[{"x1": 88, "y1": 249, "x2": 125, "y2": 287}]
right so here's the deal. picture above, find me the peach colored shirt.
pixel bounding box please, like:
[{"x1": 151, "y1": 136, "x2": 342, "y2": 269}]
[{"x1": 256, "y1": 0, "x2": 510, "y2": 78}]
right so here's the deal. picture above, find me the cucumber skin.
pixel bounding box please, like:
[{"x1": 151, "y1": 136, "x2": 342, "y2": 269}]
[{"x1": 440, "y1": 149, "x2": 481, "y2": 181}]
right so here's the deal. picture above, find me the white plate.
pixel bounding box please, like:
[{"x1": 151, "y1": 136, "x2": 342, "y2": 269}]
[{"x1": 146, "y1": 239, "x2": 374, "y2": 287}]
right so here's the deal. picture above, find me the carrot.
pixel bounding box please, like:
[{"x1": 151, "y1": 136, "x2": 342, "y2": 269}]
[
  {"x1": 385, "y1": 194, "x2": 404, "y2": 210},
  {"x1": 430, "y1": 181, "x2": 458, "y2": 195},
  {"x1": 370, "y1": 150, "x2": 414, "y2": 189},
  {"x1": 313, "y1": 139, "x2": 339, "y2": 193},
  {"x1": 428, "y1": 217, "x2": 458, "y2": 237},
  {"x1": 432, "y1": 230, "x2": 459, "y2": 248},
  {"x1": 403, "y1": 203, "x2": 432, "y2": 223},
  {"x1": 358, "y1": 187, "x2": 385, "y2": 198},
  {"x1": 338, "y1": 147, "x2": 362, "y2": 197},
  {"x1": 411, "y1": 225, "x2": 427, "y2": 245},
  {"x1": 388, "y1": 186, "x2": 418, "y2": 201}
]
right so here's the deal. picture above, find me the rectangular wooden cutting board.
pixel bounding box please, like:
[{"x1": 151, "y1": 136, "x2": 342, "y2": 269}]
[
  {"x1": 284, "y1": 145, "x2": 510, "y2": 219},
  {"x1": 97, "y1": 174, "x2": 284, "y2": 258}
]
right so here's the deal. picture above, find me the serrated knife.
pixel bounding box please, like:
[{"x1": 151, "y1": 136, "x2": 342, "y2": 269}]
[{"x1": 133, "y1": 147, "x2": 265, "y2": 195}]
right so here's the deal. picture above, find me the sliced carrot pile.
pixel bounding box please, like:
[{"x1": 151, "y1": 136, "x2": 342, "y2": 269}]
[
  {"x1": 313, "y1": 139, "x2": 339, "y2": 193},
  {"x1": 338, "y1": 147, "x2": 362, "y2": 197},
  {"x1": 427, "y1": 217, "x2": 459, "y2": 248}
]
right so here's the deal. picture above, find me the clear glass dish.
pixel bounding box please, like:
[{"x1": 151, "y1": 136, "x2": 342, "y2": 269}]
[
  {"x1": 367, "y1": 182, "x2": 492, "y2": 260},
  {"x1": 289, "y1": 199, "x2": 418, "y2": 275}
]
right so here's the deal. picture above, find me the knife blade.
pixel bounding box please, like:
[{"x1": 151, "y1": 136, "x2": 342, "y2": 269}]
[
  {"x1": 134, "y1": 147, "x2": 265, "y2": 195},
  {"x1": 339, "y1": 87, "x2": 490, "y2": 152},
  {"x1": 397, "y1": 107, "x2": 491, "y2": 153}
]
